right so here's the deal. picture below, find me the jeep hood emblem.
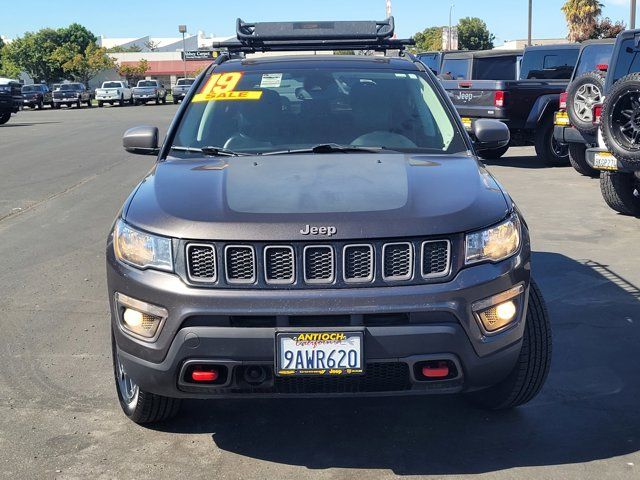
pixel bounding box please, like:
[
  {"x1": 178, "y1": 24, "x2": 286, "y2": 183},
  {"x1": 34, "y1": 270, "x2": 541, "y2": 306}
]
[{"x1": 300, "y1": 224, "x2": 337, "y2": 236}]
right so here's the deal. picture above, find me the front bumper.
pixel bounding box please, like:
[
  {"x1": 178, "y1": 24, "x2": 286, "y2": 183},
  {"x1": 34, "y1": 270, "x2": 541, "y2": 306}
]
[
  {"x1": 53, "y1": 97, "x2": 79, "y2": 103},
  {"x1": 96, "y1": 94, "x2": 119, "y2": 101},
  {"x1": 107, "y1": 239, "x2": 531, "y2": 399}
]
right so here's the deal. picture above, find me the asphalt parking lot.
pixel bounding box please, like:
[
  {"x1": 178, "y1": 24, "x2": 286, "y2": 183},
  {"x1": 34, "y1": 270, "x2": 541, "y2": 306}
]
[{"x1": 1, "y1": 105, "x2": 639, "y2": 480}]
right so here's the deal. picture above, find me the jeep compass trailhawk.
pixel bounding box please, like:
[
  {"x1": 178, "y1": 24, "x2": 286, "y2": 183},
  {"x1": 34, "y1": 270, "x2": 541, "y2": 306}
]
[{"x1": 107, "y1": 18, "x2": 551, "y2": 424}]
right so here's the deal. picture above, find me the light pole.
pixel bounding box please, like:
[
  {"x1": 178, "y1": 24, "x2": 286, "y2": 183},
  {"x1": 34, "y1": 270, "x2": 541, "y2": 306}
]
[
  {"x1": 178, "y1": 24, "x2": 187, "y2": 79},
  {"x1": 632, "y1": 0, "x2": 637, "y2": 29},
  {"x1": 448, "y1": 4, "x2": 455, "y2": 50},
  {"x1": 528, "y1": 0, "x2": 532, "y2": 46}
]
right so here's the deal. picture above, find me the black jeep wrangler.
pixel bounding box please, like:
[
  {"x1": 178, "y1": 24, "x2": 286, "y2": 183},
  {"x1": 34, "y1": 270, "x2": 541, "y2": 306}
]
[
  {"x1": 586, "y1": 29, "x2": 640, "y2": 216},
  {"x1": 107, "y1": 18, "x2": 552, "y2": 424}
]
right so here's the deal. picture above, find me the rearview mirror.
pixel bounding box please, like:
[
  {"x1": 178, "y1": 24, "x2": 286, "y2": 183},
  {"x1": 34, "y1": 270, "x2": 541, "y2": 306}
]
[
  {"x1": 472, "y1": 119, "x2": 510, "y2": 151},
  {"x1": 123, "y1": 125, "x2": 159, "y2": 155}
]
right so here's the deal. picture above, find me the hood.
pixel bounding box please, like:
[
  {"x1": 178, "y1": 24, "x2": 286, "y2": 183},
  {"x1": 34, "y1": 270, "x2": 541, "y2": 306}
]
[{"x1": 124, "y1": 153, "x2": 509, "y2": 241}]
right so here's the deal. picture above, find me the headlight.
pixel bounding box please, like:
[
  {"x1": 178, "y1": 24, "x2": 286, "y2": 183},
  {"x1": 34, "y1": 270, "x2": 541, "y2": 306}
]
[
  {"x1": 0, "y1": 85, "x2": 11, "y2": 92},
  {"x1": 113, "y1": 219, "x2": 173, "y2": 271},
  {"x1": 465, "y1": 213, "x2": 521, "y2": 264}
]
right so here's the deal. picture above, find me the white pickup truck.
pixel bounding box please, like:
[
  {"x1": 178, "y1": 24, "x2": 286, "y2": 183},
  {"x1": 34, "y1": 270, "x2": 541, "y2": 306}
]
[{"x1": 95, "y1": 81, "x2": 133, "y2": 107}]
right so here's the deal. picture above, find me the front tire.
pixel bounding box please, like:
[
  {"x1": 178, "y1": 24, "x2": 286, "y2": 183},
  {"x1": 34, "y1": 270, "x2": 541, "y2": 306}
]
[
  {"x1": 37, "y1": 100, "x2": 44, "y2": 110},
  {"x1": 112, "y1": 334, "x2": 181, "y2": 424},
  {"x1": 173, "y1": 96, "x2": 179, "y2": 104},
  {"x1": 568, "y1": 143, "x2": 598, "y2": 177},
  {"x1": 478, "y1": 145, "x2": 509, "y2": 160},
  {"x1": 0, "y1": 112, "x2": 10, "y2": 125},
  {"x1": 119, "y1": 95, "x2": 124, "y2": 107},
  {"x1": 535, "y1": 116, "x2": 569, "y2": 166},
  {"x1": 98, "y1": 101, "x2": 104, "y2": 107},
  {"x1": 155, "y1": 95, "x2": 160, "y2": 105},
  {"x1": 469, "y1": 280, "x2": 552, "y2": 410},
  {"x1": 600, "y1": 171, "x2": 640, "y2": 216},
  {"x1": 76, "y1": 99, "x2": 82, "y2": 109}
]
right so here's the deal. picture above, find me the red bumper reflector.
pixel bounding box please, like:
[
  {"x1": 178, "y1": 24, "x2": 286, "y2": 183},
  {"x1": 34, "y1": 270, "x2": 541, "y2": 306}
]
[
  {"x1": 422, "y1": 362, "x2": 449, "y2": 378},
  {"x1": 192, "y1": 368, "x2": 219, "y2": 382}
]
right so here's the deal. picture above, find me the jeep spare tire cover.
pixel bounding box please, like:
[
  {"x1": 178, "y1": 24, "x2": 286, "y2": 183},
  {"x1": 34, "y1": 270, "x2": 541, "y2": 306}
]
[
  {"x1": 566, "y1": 71, "x2": 605, "y2": 135},
  {"x1": 601, "y1": 72, "x2": 640, "y2": 166}
]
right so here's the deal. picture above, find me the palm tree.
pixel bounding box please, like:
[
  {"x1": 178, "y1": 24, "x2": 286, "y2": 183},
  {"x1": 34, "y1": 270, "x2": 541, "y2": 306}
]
[{"x1": 562, "y1": 0, "x2": 603, "y2": 42}]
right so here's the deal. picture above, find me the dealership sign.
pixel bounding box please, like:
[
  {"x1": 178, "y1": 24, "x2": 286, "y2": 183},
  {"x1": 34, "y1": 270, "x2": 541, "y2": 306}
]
[{"x1": 182, "y1": 50, "x2": 217, "y2": 61}]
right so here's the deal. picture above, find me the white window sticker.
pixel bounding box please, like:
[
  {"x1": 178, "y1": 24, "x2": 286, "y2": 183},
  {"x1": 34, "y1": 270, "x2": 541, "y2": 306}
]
[
  {"x1": 395, "y1": 73, "x2": 407, "y2": 78},
  {"x1": 260, "y1": 73, "x2": 283, "y2": 88}
]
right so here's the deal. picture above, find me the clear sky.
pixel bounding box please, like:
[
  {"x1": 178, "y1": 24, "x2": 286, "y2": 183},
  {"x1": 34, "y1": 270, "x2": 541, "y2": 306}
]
[{"x1": 1, "y1": 0, "x2": 635, "y2": 45}]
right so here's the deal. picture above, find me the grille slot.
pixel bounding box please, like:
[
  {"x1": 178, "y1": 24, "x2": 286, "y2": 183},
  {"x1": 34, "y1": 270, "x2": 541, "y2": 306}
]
[
  {"x1": 421, "y1": 240, "x2": 451, "y2": 278},
  {"x1": 343, "y1": 244, "x2": 374, "y2": 283},
  {"x1": 303, "y1": 246, "x2": 335, "y2": 284},
  {"x1": 186, "y1": 244, "x2": 217, "y2": 282},
  {"x1": 224, "y1": 246, "x2": 256, "y2": 284},
  {"x1": 264, "y1": 246, "x2": 295, "y2": 284},
  {"x1": 382, "y1": 242, "x2": 413, "y2": 281}
]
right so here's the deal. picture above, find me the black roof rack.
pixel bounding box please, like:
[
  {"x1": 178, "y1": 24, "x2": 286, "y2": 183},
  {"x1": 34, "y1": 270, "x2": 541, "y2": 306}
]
[{"x1": 212, "y1": 17, "x2": 415, "y2": 53}]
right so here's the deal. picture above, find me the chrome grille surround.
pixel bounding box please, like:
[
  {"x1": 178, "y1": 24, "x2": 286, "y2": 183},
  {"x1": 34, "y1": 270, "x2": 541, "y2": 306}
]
[
  {"x1": 224, "y1": 245, "x2": 256, "y2": 284},
  {"x1": 382, "y1": 242, "x2": 413, "y2": 281},
  {"x1": 343, "y1": 244, "x2": 374, "y2": 283},
  {"x1": 303, "y1": 245, "x2": 335, "y2": 284},
  {"x1": 185, "y1": 243, "x2": 217, "y2": 283},
  {"x1": 264, "y1": 245, "x2": 295, "y2": 284},
  {"x1": 421, "y1": 240, "x2": 451, "y2": 279}
]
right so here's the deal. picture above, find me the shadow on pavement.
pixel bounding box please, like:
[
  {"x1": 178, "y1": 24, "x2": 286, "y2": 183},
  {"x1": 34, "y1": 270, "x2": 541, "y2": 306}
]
[
  {"x1": 482, "y1": 152, "x2": 563, "y2": 169},
  {"x1": 153, "y1": 252, "x2": 640, "y2": 475}
]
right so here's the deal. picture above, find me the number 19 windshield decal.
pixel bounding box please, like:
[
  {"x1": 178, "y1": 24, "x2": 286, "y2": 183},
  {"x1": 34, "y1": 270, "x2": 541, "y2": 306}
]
[{"x1": 192, "y1": 72, "x2": 263, "y2": 102}]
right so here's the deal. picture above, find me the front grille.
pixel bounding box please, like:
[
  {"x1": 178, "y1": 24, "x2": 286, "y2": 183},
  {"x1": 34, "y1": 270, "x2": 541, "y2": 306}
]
[
  {"x1": 382, "y1": 242, "x2": 413, "y2": 281},
  {"x1": 421, "y1": 240, "x2": 451, "y2": 278},
  {"x1": 304, "y1": 246, "x2": 334, "y2": 284},
  {"x1": 184, "y1": 236, "x2": 453, "y2": 288},
  {"x1": 264, "y1": 246, "x2": 295, "y2": 284},
  {"x1": 343, "y1": 245, "x2": 374, "y2": 283},
  {"x1": 225, "y1": 246, "x2": 256, "y2": 283},
  {"x1": 186, "y1": 244, "x2": 216, "y2": 282}
]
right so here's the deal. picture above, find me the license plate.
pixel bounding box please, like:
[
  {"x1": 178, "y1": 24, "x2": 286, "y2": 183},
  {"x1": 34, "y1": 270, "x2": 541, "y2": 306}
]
[
  {"x1": 461, "y1": 117, "x2": 472, "y2": 130},
  {"x1": 593, "y1": 151, "x2": 618, "y2": 171},
  {"x1": 554, "y1": 111, "x2": 571, "y2": 126},
  {"x1": 276, "y1": 331, "x2": 364, "y2": 376}
]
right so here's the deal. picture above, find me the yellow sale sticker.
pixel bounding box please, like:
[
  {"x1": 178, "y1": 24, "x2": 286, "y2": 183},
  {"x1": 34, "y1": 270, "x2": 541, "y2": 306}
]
[{"x1": 192, "y1": 72, "x2": 263, "y2": 102}]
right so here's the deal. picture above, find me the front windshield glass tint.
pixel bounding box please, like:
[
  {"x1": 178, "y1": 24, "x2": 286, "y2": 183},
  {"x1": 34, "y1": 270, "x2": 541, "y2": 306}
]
[
  {"x1": 60, "y1": 84, "x2": 80, "y2": 91},
  {"x1": 177, "y1": 79, "x2": 194, "y2": 86},
  {"x1": 575, "y1": 43, "x2": 613, "y2": 77},
  {"x1": 138, "y1": 81, "x2": 156, "y2": 87},
  {"x1": 172, "y1": 69, "x2": 465, "y2": 154},
  {"x1": 103, "y1": 82, "x2": 122, "y2": 88},
  {"x1": 22, "y1": 85, "x2": 37, "y2": 92}
]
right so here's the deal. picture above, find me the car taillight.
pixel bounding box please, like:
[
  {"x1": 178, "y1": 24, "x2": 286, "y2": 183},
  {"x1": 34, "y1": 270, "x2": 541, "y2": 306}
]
[
  {"x1": 559, "y1": 92, "x2": 568, "y2": 110},
  {"x1": 596, "y1": 63, "x2": 608, "y2": 72},
  {"x1": 593, "y1": 104, "x2": 603, "y2": 125},
  {"x1": 494, "y1": 90, "x2": 505, "y2": 108}
]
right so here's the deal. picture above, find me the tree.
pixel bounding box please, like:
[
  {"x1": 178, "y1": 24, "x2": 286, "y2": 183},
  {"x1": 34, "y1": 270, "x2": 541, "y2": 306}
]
[
  {"x1": 107, "y1": 45, "x2": 143, "y2": 53},
  {"x1": 457, "y1": 17, "x2": 494, "y2": 50},
  {"x1": 117, "y1": 59, "x2": 149, "y2": 84},
  {"x1": 3, "y1": 29, "x2": 66, "y2": 82},
  {"x1": 562, "y1": 0, "x2": 603, "y2": 42},
  {"x1": 53, "y1": 43, "x2": 115, "y2": 86},
  {"x1": 144, "y1": 40, "x2": 160, "y2": 52},
  {"x1": 591, "y1": 17, "x2": 625, "y2": 39},
  {"x1": 412, "y1": 27, "x2": 444, "y2": 52}
]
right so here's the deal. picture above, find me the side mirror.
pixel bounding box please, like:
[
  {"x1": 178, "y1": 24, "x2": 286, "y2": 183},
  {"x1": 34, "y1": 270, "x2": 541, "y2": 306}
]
[
  {"x1": 123, "y1": 125, "x2": 159, "y2": 155},
  {"x1": 472, "y1": 119, "x2": 510, "y2": 151}
]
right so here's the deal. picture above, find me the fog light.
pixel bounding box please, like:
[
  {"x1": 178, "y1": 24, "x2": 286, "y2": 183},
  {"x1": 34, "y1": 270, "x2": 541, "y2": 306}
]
[
  {"x1": 472, "y1": 285, "x2": 524, "y2": 334},
  {"x1": 114, "y1": 293, "x2": 167, "y2": 342}
]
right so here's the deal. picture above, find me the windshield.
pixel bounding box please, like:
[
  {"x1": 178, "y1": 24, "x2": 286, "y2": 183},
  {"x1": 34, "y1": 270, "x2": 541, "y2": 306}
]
[
  {"x1": 22, "y1": 85, "x2": 37, "y2": 92},
  {"x1": 417, "y1": 54, "x2": 441, "y2": 75},
  {"x1": 574, "y1": 43, "x2": 613, "y2": 78},
  {"x1": 103, "y1": 82, "x2": 122, "y2": 88},
  {"x1": 519, "y1": 48, "x2": 579, "y2": 80},
  {"x1": 60, "y1": 84, "x2": 80, "y2": 91},
  {"x1": 177, "y1": 79, "x2": 195, "y2": 86},
  {"x1": 137, "y1": 81, "x2": 157, "y2": 87},
  {"x1": 171, "y1": 68, "x2": 465, "y2": 155}
]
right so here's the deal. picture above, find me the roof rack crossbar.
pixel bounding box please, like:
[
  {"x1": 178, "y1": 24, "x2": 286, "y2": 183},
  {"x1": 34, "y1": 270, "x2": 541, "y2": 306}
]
[
  {"x1": 213, "y1": 17, "x2": 415, "y2": 53},
  {"x1": 236, "y1": 17, "x2": 395, "y2": 42}
]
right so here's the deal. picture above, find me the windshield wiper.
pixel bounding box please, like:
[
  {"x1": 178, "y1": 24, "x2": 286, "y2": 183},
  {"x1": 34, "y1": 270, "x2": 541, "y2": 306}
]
[
  {"x1": 261, "y1": 144, "x2": 386, "y2": 156},
  {"x1": 170, "y1": 146, "x2": 250, "y2": 157}
]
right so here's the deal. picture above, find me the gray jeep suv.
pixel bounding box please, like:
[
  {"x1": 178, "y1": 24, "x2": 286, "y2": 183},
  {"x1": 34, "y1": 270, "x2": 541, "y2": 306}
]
[{"x1": 107, "y1": 18, "x2": 551, "y2": 424}]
